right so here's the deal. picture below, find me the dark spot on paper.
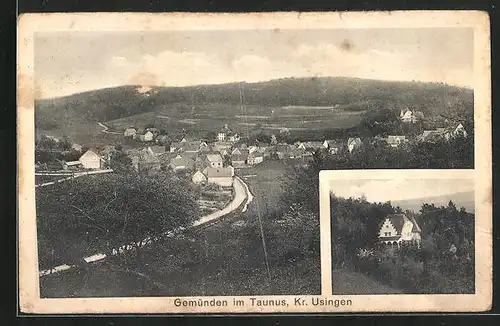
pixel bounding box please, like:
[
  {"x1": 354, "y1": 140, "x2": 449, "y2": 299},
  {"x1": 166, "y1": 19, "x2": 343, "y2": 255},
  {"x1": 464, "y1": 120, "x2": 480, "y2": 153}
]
[{"x1": 340, "y1": 39, "x2": 353, "y2": 52}]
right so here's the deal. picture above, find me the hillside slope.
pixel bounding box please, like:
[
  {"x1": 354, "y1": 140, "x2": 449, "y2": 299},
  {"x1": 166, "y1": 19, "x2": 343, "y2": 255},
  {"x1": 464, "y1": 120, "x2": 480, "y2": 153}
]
[{"x1": 35, "y1": 77, "x2": 473, "y2": 144}]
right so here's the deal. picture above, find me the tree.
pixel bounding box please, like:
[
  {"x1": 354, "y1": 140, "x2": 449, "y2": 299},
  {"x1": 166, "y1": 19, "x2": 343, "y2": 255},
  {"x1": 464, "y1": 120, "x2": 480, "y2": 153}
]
[{"x1": 36, "y1": 172, "x2": 201, "y2": 267}]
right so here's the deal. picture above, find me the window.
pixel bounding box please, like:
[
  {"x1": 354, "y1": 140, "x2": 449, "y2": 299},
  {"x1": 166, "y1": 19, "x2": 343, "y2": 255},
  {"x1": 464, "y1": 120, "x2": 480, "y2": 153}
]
[{"x1": 384, "y1": 232, "x2": 391, "y2": 236}]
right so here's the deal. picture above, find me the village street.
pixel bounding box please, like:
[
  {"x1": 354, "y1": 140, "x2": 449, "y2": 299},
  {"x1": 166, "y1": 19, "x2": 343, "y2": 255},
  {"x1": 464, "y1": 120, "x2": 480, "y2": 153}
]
[{"x1": 38, "y1": 173, "x2": 252, "y2": 277}]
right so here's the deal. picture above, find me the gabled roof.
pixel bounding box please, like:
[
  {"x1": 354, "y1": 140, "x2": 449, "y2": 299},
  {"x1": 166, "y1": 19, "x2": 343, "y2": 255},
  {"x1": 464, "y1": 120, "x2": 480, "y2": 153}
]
[
  {"x1": 206, "y1": 153, "x2": 223, "y2": 163},
  {"x1": 218, "y1": 124, "x2": 232, "y2": 134},
  {"x1": 381, "y1": 214, "x2": 421, "y2": 235},
  {"x1": 347, "y1": 137, "x2": 362, "y2": 146},
  {"x1": 383, "y1": 214, "x2": 406, "y2": 235},
  {"x1": 205, "y1": 167, "x2": 234, "y2": 178}
]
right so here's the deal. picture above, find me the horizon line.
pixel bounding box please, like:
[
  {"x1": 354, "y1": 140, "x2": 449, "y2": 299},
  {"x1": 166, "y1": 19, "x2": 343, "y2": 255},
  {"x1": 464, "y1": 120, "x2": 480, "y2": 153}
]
[{"x1": 35, "y1": 75, "x2": 473, "y2": 101}]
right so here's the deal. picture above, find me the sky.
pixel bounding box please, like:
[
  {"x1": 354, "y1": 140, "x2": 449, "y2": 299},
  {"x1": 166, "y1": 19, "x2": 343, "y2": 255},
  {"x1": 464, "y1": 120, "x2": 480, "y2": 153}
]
[
  {"x1": 329, "y1": 178, "x2": 474, "y2": 203},
  {"x1": 34, "y1": 28, "x2": 473, "y2": 99}
]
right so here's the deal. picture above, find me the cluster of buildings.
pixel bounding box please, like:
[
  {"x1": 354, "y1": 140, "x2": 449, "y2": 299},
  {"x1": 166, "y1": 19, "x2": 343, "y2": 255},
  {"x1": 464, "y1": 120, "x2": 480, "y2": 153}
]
[
  {"x1": 123, "y1": 127, "x2": 169, "y2": 143},
  {"x1": 56, "y1": 115, "x2": 469, "y2": 178}
]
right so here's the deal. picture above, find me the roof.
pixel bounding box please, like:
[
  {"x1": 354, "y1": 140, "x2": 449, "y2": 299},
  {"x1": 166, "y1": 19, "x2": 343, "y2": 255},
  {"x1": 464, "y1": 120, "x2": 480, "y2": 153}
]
[
  {"x1": 206, "y1": 153, "x2": 223, "y2": 163},
  {"x1": 248, "y1": 151, "x2": 263, "y2": 158},
  {"x1": 218, "y1": 125, "x2": 232, "y2": 133},
  {"x1": 384, "y1": 214, "x2": 406, "y2": 235},
  {"x1": 65, "y1": 161, "x2": 82, "y2": 166},
  {"x1": 125, "y1": 127, "x2": 137, "y2": 131},
  {"x1": 408, "y1": 215, "x2": 422, "y2": 233},
  {"x1": 381, "y1": 214, "x2": 421, "y2": 235},
  {"x1": 301, "y1": 141, "x2": 323, "y2": 148},
  {"x1": 205, "y1": 167, "x2": 234, "y2": 178}
]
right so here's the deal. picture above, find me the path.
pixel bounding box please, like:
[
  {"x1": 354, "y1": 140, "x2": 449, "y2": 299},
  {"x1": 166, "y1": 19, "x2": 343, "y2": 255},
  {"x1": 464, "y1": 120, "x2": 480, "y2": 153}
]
[
  {"x1": 39, "y1": 175, "x2": 252, "y2": 277},
  {"x1": 98, "y1": 122, "x2": 121, "y2": 135}
]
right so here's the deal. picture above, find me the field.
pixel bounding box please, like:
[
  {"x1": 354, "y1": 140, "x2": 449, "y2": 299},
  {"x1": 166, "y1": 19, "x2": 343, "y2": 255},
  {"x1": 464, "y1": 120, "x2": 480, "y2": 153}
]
[
  {"x1": 35, "y1": 76, "x2": 472, "y2": 146},
  {"x1": 331, "y1": 269, "x2": 402, "y2": 294},
  {"x1": 106, "y1": 102, "x2": 365, "y2": 139},
  {"x1": 237, "y1": 160, "x2": 293, "y2": 217}
]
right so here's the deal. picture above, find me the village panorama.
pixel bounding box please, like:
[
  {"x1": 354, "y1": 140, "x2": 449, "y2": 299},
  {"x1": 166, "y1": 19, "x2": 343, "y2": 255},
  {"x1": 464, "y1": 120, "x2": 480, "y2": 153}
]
[
  {"x1": 33, "y1": 28, "x2": 474, "y2": 298},
  {"x1": 35, "y1": 78, "x2": 473, "y2": 297}
]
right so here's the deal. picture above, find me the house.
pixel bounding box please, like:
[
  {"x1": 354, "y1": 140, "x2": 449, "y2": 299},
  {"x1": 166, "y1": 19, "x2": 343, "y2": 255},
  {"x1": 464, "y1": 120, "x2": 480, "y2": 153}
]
[
  {"x1": 206, "y1": 153, "x2": 224, "y2": 168},
  {"x1": 204, "y1": 166, "x2": 234, "y2": 187},
  {"x1": 191, "y1": 170, "x2": 208, "y2": 184},
  {"x1": 274, "y1": 144, "x2": 289, "y2": 159},
  {"x1": 214, "y1": 141, "x2": 233, "y2": 152},
  {"x1": 138, "y1": 130, "x2": 154, "y2": 142},
  {"x1": 124, "y1": 127, "x2": 137, "y2": 138},
  {"x1": 231, "y1": 152, "x2": 248, "y2": 167},
  {"x1": 449, "y1": 123, "x2": 468, "y2": 139},
  {"x1": 217, "y1": 124, "x2": 232, "y2": 141},
  {"x1": 227, "y1": 132, "x2": 241, "y2": 142},
  {"x1": 170, "y1": 141, "x2": 184, "y2": 153},
  {"x1": 288, "y1": 148, "x2": 306, "y2": 159},
  {"x1": 247, "y1": 152, "x2": 264, "y2": 165},
  {"x1": 79, "y1": 149, "x2": 104, "y2": 169},
  {"x1": 169, "y1": 154, "x2": 194, "y2": 171},
  {"x1": 400, "y1": 109, "x2": 417, "y2": 123},
  {"x1": 347, "y1": 137, "x2": 362, "y2": 153},
  {"x1": 378, "y1": 214, "x2": 422, "y2": 245},
  {"x1": 146, "y1": 127, "x2": 160, "y2": 136},
  {"x1": 386, "y1": 135, "x2": 407, "y2": 148},
  {"x1": 156, "y1": 135, "x2": 168, "y2": 144}
]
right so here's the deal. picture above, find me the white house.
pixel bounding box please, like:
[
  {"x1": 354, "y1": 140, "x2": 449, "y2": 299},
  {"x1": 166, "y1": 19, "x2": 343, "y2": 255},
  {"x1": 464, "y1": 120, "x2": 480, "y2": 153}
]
[
  {"x1": 79, "y1": 149, "x2": 104, "y2": 169},
  {"x1": 247, "y1": 152, "x2": 264, "y2": 165},
  {"x1": 347, "y1": 137, "x2": 362, "y2": 153},
  {"x1": 204, "y1": 166, "x2": 234, "y2": 187},
  {"x1": 227, "y1": 133, "x2": 241, "y2": 142},
  {"x1": 449, "y1": 123, "x2": 468, "y2": 139},
  {"x1": 378, "y1": 214, "x2": 422, "y2": 245},
  {"x1": 143, "y1": 131, "x2": 154, "y2": 142},
  {"x1": 124, "y1": 127, "x2": 137, "y2": 138},
  {"x1": 400, "y1": 109, "x2": 417, "y2": 123},
  {"x1": 217, "y1": 124, "x2": 232, "y2": 141}
]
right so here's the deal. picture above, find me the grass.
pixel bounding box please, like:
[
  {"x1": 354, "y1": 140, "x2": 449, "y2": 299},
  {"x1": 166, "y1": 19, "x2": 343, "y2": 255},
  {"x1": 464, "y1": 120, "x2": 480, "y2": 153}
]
[
  {"x1": 237, "y1": 160, "x2": 292, "y2": 217},
  {"x1": 40, "y1": 211, "x2": 321, "y2": 297}
]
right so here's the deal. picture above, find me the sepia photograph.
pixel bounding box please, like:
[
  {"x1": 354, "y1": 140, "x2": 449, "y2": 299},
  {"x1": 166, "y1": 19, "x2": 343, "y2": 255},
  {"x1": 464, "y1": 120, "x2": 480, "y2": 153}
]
[
  {"x1": 328, "y1": 177, "x2": 475, "y2": 295},
  {"x1": 18, "y1": 11, "x2": 491, "y2": 313}
]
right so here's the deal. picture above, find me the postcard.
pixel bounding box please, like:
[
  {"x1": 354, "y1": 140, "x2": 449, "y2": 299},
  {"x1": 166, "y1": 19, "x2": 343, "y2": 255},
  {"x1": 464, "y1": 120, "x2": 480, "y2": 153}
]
[{"x1": 17, "y1": 11, "x2": 491, "y2": 313}]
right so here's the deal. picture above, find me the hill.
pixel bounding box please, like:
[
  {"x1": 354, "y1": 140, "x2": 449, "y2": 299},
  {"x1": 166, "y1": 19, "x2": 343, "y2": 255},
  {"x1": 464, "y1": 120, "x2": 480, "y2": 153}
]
[
  {"x1": 35, "y1": 77, "x2": 473, "y2": 145},
  {"x1": 392, "y1": 191, "x2": 475, "y2": 213}
]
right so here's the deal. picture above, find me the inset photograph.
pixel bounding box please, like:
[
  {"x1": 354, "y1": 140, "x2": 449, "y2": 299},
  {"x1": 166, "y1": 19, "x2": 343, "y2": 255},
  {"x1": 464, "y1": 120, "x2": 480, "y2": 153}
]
[{"x1": 325, "y1": 172, "x2": 475, "y2": 295}]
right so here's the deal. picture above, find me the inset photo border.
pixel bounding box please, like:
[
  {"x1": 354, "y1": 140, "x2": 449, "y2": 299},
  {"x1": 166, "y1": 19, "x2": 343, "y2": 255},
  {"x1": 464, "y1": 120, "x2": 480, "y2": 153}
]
[{"x1": 319, "y1": 169, "x2": 491, "y2": 312}]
